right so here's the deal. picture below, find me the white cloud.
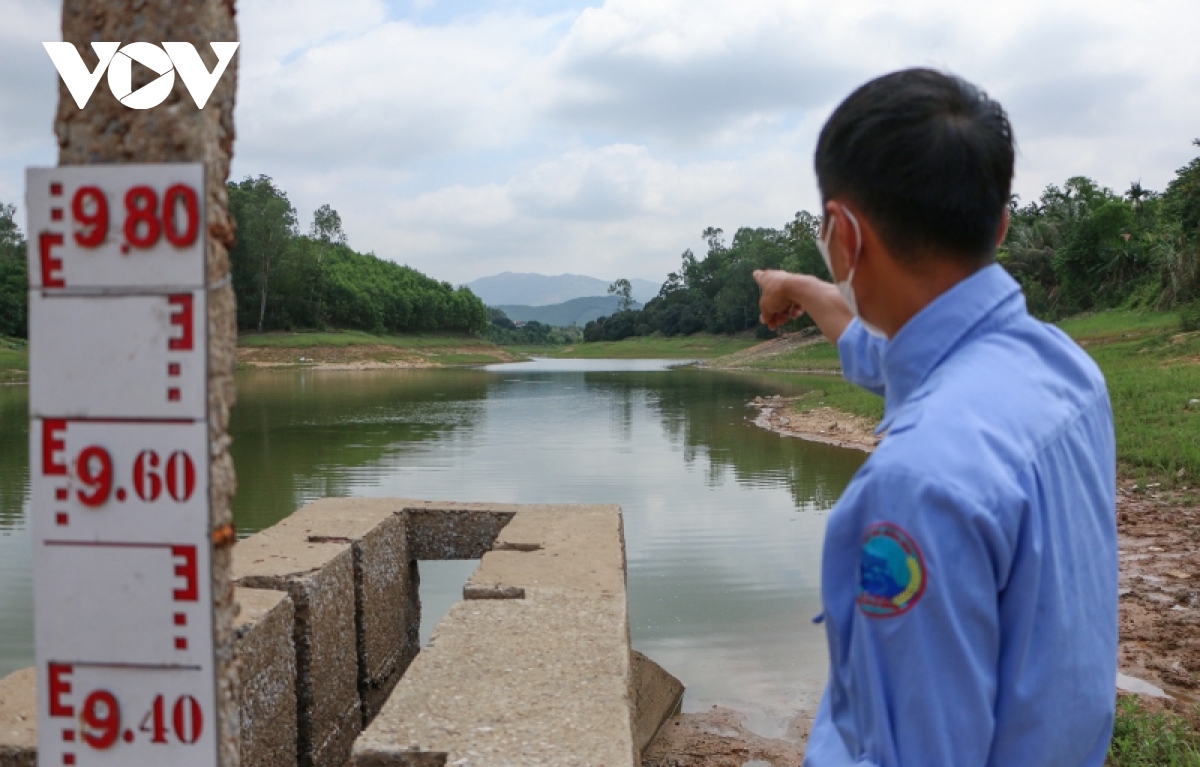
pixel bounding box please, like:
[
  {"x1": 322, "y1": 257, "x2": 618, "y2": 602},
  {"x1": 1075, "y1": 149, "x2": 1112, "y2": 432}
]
[
  {"x1": 2, "y1": 0, "x2": 1199, "y2": 285},
  {"x1": 235, "y1": 0, "x2": 388, "y2": 77},
  {"x1": 347, "y1": 142, "x2": 813, "y2": 283},
  {"x1": 0, "y1": 0, "x2": 59, "y2": 205},
  {"x1": 235, "y1": 11, "x2": 557, "y2": 171},
  {"x1": 542, "y1": 0, "x2": 855, "y2": 143}
]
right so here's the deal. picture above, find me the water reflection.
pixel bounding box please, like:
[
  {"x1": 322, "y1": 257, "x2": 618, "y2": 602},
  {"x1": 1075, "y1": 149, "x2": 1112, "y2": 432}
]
[
  {"x1": 0, "y1": 388, "x2": 28, "y2": 532},
  {"x1": 589, "y1": 369, "x2": 861, "y2": 510},
  {"x1": 0, "y1": 385, "x2": 32, "y2": 678},
  {"x1": 1, "y1": 363, "x2": 869, "y2": 730},
  {"x1": 231, "y1": 369, "x2": 490, "y2": 533}
]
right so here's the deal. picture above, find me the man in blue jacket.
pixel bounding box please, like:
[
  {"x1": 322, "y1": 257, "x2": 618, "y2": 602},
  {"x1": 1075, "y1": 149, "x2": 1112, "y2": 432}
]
[{"x1": 755, "y1": 68, "x2": 1117, "y2": 766}]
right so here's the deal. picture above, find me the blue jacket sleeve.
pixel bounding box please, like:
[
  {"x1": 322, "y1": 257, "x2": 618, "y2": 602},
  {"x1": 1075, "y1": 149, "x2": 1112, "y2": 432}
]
[
  {"x1": 813, "y1": 466, "x2": 1011, "y2": 767},
  {"x1": 837, "y1": 319, "x2": 887, "y2": 396}
]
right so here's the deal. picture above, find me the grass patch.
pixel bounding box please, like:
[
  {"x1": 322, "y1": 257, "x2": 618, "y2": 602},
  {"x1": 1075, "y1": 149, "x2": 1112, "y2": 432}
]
[
  {"x1": 0, "y1": 336, "x2": 27, "y2": 383},
  {"x1": 782, "y1": 373, "x2": 885, "y2": 422},
  {"x1": 742, "y1": 340, "x2": 843, "y2": 371},
  {"x1": 531, "y1": 334, "x2": 759, "y2": 359},
  {"x1": 748, "y1": 310, "x2": 1199, "y2": 485},
  {"x1": 1058, "y1": 310, "x2": 1181, "y2": 342},
  {"x1": 238, "y1": 330, "x2": 493, "y2": 350},
  {"x1": 1058, "y1": 311, "x2": 1200, "y2": 485},
  {"x1": 1108, "y1": 696, "x2": 1200, "y2": 766}
]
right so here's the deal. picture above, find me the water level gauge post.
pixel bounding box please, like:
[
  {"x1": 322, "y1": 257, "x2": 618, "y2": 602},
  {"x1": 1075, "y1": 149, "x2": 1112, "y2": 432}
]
[{"x1": 26, "y1": 164, "x2": 219, "y2": 767}]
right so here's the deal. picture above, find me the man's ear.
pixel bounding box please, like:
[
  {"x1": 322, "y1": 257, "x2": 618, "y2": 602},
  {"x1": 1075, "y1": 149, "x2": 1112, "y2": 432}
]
[
  {"x1": 824, "y1": 200, "x2": 861, "y2": 280},
  {"x1": 996, "y1": 208, "x2": 1011, "y2": 247}
]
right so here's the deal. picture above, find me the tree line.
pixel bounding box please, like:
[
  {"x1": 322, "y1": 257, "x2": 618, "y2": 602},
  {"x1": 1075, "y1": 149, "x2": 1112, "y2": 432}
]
[
  {"x1": 0, "y1": 177, "x2": 488, "y2": 339},
  {"x1": 482, "y1": 307, "x2": 583, "y2": 345},
  {"x1": 584, "y1": 214, "x2": 830, "y2": 342},
  {"x1": 1002, "y1": 145, "x2": 1200, "y2": 318},
  {"x1": 585, "y1": 142, "x2": 1200, "y2": 342},
  {"x1": 228, "y1": 176, "x2": 486, "y2": 334},
  {"x1": 0, "y1": 203, "x2": 26, "y2": 338},
  {"x1": 4, "y1": 144, "x2": 1198, "y2": 343}
]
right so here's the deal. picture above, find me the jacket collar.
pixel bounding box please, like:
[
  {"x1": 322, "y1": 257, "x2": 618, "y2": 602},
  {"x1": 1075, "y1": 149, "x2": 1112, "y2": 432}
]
[{"x1": 877, "y1": 263, "x2": 1024, "y2": 433}]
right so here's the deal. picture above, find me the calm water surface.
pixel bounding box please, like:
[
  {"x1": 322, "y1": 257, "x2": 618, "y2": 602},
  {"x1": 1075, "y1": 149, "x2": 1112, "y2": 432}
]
[{"x1": 0, "y1": 361, "x2": 866, "y2": 731}]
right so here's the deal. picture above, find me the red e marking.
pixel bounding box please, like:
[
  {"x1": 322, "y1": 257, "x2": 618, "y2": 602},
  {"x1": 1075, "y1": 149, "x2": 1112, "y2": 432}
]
[
  {"x1": 48, "y1": 663, "x2": 74, "y2": 717},
  {"x1": 39, "y1": 232, "x2": 65, "y2": 289},
  {"x1": 42, "y1": 419, "x2": 68, "y2": 476}
]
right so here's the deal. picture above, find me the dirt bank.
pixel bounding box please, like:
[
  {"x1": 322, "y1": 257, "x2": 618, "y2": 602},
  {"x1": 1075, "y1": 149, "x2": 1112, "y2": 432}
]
[
  {"x1": 644, "y1": 707, "x2": 809, "y2": 766},
  {"x1": 750, "y1": 400, "x2": 1200, "y2": 703},
  {"x1": 704, "y1": 328, "x2": 837, "y2": 373},
  {"x1": 749, "y1": 395, "x2": 881, "y2": 452},
  {"x1": 645, "y1": 400, "x2": 1200, "y2": 764},
  {"x1": 1115, "y1": 482, "x2": 1200, "y2": 717},
  {"x1": 235, "y1": 343, "x2": 519, "y2": 369}
]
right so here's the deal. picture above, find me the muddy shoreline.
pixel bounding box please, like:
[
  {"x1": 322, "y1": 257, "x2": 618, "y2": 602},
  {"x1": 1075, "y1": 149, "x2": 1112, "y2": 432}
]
[
  {"x1": 749, "y1": 397, "x2": 1200, "y2": 698},
  {"x1": 645, "y1": 397, "x2": 1199, "y2": 765},
  {"x1": 235, "y1": 343, "x2": 520, "y2": 369}
]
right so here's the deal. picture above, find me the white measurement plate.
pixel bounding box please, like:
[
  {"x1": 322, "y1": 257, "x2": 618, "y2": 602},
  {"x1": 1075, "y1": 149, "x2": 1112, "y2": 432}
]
[{"x1": 26, "y1": 165, "x2": 206, "y2": 291}]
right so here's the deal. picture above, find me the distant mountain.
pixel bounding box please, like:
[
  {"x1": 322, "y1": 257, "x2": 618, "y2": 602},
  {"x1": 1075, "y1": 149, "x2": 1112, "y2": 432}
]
[
  {"x1": 464, "y1": 272, "x2": 660, "y2": 306},
  {"x1": 495, "y1": 296, "x2": 642, "y2": 327}
]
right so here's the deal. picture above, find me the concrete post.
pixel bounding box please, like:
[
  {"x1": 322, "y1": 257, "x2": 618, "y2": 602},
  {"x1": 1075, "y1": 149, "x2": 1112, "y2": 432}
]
[{"x1": 54, "y1": 3, "x2": 240, "y2": 765}]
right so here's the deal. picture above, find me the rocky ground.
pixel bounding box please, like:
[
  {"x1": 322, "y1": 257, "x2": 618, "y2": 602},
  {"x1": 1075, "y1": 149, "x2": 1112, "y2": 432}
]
[
  {"x1": 703, "y1": 328, "x2": 830, "y2": 372},
  {"x1": 643, "y1": 707, "x2": 809, "y2": 767},
  {"x1": 749, "y1": 395, "x2": 879, "y2": 452},
  {"x1": 1115, "y1": 481, "x2": 1200, "y2": 723},
  {"x1": 235, "y1": 343, "x2": 519, "y2": 369},
  {"x1": 646, "y1": 400, "x2": 1200, "y2": 763}
]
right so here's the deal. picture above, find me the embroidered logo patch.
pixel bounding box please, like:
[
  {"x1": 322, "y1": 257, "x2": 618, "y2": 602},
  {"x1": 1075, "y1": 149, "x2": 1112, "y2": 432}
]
[{"x1": 857, "y1": 522, "x2": 926, "y2": 617}]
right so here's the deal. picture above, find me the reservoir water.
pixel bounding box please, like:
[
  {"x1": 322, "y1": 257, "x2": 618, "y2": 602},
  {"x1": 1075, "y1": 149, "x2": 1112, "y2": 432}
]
[{"x1": 0, "y1": 360, "x2": 866, "y2": 732}]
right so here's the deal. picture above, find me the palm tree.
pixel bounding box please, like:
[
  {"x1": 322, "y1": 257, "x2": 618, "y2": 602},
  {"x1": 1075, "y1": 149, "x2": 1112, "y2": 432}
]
[{"x1": 1126, "y1": 180, "x2": 1147, "y2": 221}]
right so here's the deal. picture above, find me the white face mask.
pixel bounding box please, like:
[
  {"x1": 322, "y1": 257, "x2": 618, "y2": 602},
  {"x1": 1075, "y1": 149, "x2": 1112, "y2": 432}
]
[{"x1": 818, "y1": 207, "x2": 888, "y2": 339}]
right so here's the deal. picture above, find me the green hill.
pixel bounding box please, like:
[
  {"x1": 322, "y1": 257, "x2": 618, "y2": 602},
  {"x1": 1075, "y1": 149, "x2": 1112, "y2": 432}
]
[{"x1": 495, "y1": 296, "x2": 642, "y2": 327}]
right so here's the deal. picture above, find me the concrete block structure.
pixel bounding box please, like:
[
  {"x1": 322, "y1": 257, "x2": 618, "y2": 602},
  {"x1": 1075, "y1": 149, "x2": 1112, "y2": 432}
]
[
  {"x1": 235, "y1": 588, "x2": 299, "y2": 767},
  {"x1": 351, "y1": 504, "x2": 643, "y2": 765},
  {"x1": 402, "y1": 501, "x2": 520, "y2": 561},
  {"x1": 630, "y1": 651, "x2": 685, "y2": 755},
  {"x1": 233, "y1": 523, "x2": 360, "y2": 767},
  {"x1": 285, "y1": 499, "x2": 420, "y2": 724},
  {"x1": 5, "y1": 499, "x2": 683, "y2": 766},
  {"x1": 0, "y1": 668, "x2": 35, "y2": 767}
]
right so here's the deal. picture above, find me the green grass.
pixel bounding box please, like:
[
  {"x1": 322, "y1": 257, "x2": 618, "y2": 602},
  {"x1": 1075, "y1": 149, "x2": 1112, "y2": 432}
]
[
  {"x1": 741, "y1": 340, "x2": 843, "y2": 371},
  {"x1": 781, "y1": 373, "x2": 886, "y2": 421},
  {"x1": 237, "y1": 330, "x2": 493, "y2": 349},
  {"x1": 1056, "y1": 311, "x2": 1200, "y2": 485},
  {"x1": 741, "y1": 310, "x2": 1199, "y2": 485},
  {"x1": 1108, "y1": 696, "x2": 1200, "y2": 766},
  {"x1": 525, "y1": 334, "x2": 759, "y2": 359},
  {"x1": 0, "y1": 336, "x2": 27, "y2": 383},
  {"x1": 1058, "y1": 310, "x2": 1182, "y2": 341}
]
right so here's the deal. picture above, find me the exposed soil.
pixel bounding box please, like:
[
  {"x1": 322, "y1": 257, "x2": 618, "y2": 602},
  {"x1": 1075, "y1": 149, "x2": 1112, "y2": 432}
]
[
  {"x1": 705, "y1": 329, "x2": 836, "y2": 372},
  {"x1": 749, "y1": 395, "x2": 880, "y2": 452},
  {"x1": 643, "y1": 707, "x2": 808, "y2": 767},
  {"x1": 1115, "y1": 481, "x2": 1200, "y2": 724},
  {"x1": 647, "y1": 401, "x2": 1200, "y2": 763},
  {"x1": 235, "y1": 343, "x2": 518, "y2": 369}
]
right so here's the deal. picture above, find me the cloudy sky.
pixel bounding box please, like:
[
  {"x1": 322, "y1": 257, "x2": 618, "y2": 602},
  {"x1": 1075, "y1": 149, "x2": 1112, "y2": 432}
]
[{"x1": 2, "y1": 0, "x2": 1198, "y2": 287}]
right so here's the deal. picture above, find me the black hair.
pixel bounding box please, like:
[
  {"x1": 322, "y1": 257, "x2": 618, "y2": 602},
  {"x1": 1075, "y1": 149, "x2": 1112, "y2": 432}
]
[{"x1": 815, "y1": 68, "x2": 1014, "y2": 264}]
